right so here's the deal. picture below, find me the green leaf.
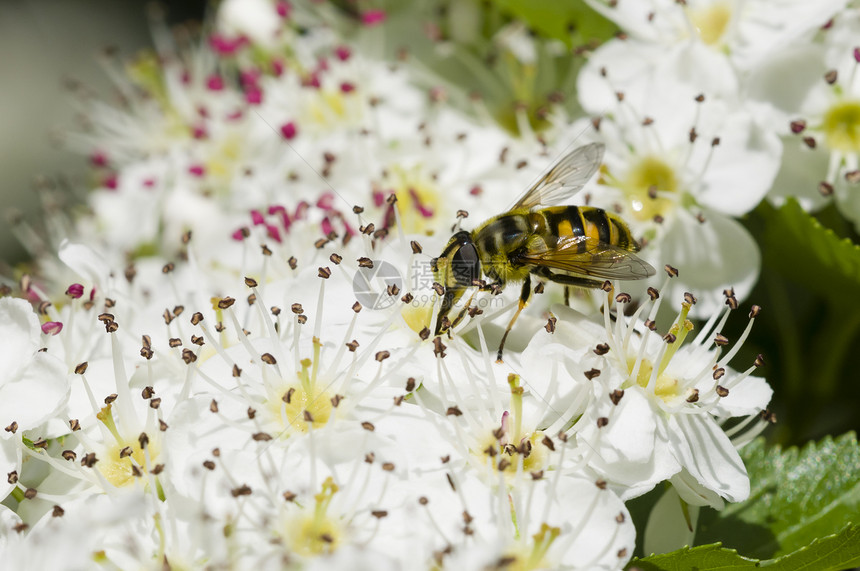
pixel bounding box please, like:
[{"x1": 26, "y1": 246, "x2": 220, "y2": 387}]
[
  {"x1": 760, "y1": 524, "x2": 860, "y2": 571},
  {"x1": 758, "y1": 198, "x2": 860, "y2": 297},
  {"x1": 696, "y1": 432, "x2": 860, "y2": 559},
  {"x1": 629, "y1": 525, "x2": 860, "y2": 571},
  {"x1": 488, "y1": 0, "x2": 617, "y2": 46},
  {"x1": 628, "y1": 544, "x2": 758, "y2": 571}
]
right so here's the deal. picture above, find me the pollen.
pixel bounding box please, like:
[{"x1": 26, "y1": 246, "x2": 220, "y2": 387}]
[
  {"x1": 690, "y1": 1, "x2": 732, "y2": 46},
  {"x1": 821, "y1": 100, "x2": 860, "y2": 153}
]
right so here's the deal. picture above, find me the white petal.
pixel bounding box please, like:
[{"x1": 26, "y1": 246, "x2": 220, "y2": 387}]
[
  {"x1": 0, "y1": 352, "x2": 69, "y2": 429},
  {"x1": 650, "y1": 209, "x2": 760, "y2": 314},
  {"x1": 767, "y1": 139, "x2": 832, "y2": 211},
  {"x1": 669, "y1": 414, "x2": 750, "y2": 503},
  {"x1": 0, "y1": 298, "x2": 40, "y2": 382},
  {"x1": 712, "y1": 375, "x2": 773, "y2": 418},
  {"x1": 643, "y1": 486, "x2": 700, "y2": 556},
  {"x1": 58, "y1": 241, "x2": 110, "y2": 288}
]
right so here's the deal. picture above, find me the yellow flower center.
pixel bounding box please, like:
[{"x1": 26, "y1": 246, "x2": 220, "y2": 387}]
[
  {"x1": 474, "y1": 430, "x2": 547, "y2": 476},
  {"x1": 620, "y1": 156, "x2": 679, "y2": 222},
  {"x1": 631, "y1": 358, "x2": 683, "y2": 404},
  {"x1": 384, "y1": 166, "x2": 441, "y2": 234},
  {"x1": 690, "y1": 2, "x2": 732, "y2": 46},
  {"x1": 822, "y1": 100, "x2": 860, "y2": 153},
  {"x1": 267, "y1": 383, "x2": 333, "y2": 433},
  {"x1": 98, "y1": 438, "x2": 160, "y2": 488},
  {"x1": 284, "y1": 477, "x2": 343, "y2": 556}
]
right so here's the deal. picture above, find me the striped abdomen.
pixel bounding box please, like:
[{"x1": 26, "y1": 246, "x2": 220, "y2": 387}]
[{"x1": 530, "y1": 205, "x2": 639, "y2": 252}]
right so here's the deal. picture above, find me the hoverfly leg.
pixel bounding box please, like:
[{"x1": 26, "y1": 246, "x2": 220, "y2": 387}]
[
  {"x1": 496, "y1": 275, "x2": 531, "y2": 363},
  {"x1": 564, "y1": 286, "x2": 570, "y2": 307},
  {"x1": 450, "y1": 288, "x2": 478, "y2": 330}
]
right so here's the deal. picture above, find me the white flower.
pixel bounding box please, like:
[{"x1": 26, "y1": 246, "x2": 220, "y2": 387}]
[
  {"x1": 572, "y1": 68, "x2": 781, "y2": 311},
  {"x1": 0, "y1": 298, "x2": 70, "y2": 500},
  {"x1": 552, "y1": 283, "x2": 772, "y2": 507}
]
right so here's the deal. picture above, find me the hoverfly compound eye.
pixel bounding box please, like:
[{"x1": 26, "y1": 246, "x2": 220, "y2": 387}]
[{"x1": 451, "y1": 243, "x2": 480, "y2": 286}]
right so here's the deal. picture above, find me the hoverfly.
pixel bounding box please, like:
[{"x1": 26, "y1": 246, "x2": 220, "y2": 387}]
[{"x1": 431, "y1": 143, "x2": 655, "y2": 362}]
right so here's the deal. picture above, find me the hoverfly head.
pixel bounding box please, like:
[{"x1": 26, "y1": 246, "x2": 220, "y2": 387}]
[{"x1": 434, "y1": 231, "x2": 481, "y2": 289}]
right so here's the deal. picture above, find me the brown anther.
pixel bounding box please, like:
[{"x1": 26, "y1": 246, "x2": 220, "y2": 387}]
[
  {"x1": 716, "y1": 385, "x2": 729, "y2": 397},
  {"x1": 346, "y1": 340, "x2": 359, "y2": 352},
  {"x1": 190, "y1": 312, "x2": 204, "y2": 325},
  {"x1": 318, "y1": 267, "x2": 331, "y2": 279},
  {"x1": 446, "y1": 406, "x2": 463, "y2": 417},
  {"x1": 252, "y1": 432, "x2": 272, "y2": 441},
  {"x1": 609, "y1": 389, "x2": 625, "y2": 405},
  {"x1": 534, "y1": 282, "x2": 545, "y2": 294},
  {"x1": 615, "y1": 292, "x2": 632, "y2": 303},
  {"x1": 393, "y1": 395, "x2": 404, "y2": 406},
  {"x1": 497, "y1": 458, "x2": 511, "y2": 471},
  {"x1": 24, "y1": 488, "x2": 37, "y2": 499},
  {"x1": 406, "y1": 377, "x2": 416, "y2": 392},
  {"x1": 644, "y1": 319, "x2": 656, "y2": 330},
  {"x1": 104, "y1": 394, "x2": 118, "y2": 404},
  {"x1": 749, "y1": 305, "x2": 761, "y2": 318},
  {"x1": 365, "y1": 452, "x2": 375, "y2": 464},
  {"x1": 52, "y1": 505, "x2": 64, "y2": 517},
  {"x1": 615, "y1": 91, "x2": 625, "y2": 102},
  {"x1": 69, "y1": 419, "x2": 80, "y2": 431},
  {"x1": 7, "y1": 471, "x2": 18, "y2": 484},
  {"x1": 314, "y1": 238, "x2": 329, "y2": 249},
  {"x1": 846, "y1": 170, "x2": 860, "y2": 183},
  {"x1": 288, "y1": 256, "x2": 298, "y2": 270},
  {"x1": 689, "y1": 127, "x2": 699, "y2": 143},
  {"x1": 433, "y1": 337, "x2": 447, "y2": 357},
  {"x1": 711, "y1": 137, "x2": 721, "y2": 146},
  {"x1": 819, "y1": 181, "x2": 834, "y2": 196},
  {"x1": 119, "y1": 446, "x2": 133, "y2": 458},
  {"x1": 647, "y1": 286, "x2": 659, "y2": 300},
  {"x1": 210, "y1": 400, "x2": 219, "y2": 413},
  {"x1": 755, "y1": 354, "x2": 765, "y2": 367},
  {"x1": 382, "y1": 462, "x2": 395, "y2": 472},
  {"x1": 584, "y1": 368, "x2": 601, "y2": 380},
  {"x1": 244, "y1": 277, "x2": 258, "y2": 288},
  {"x1": 713, "y1": 367, "x2": 726, "y2": 380},
  {"x1": 159, "y1": 420, "x2": 168, "y2": 431},
  {"x1": 714, "y1": 333, "x2": 729, "y2": 346},
  {"x1": 664, "y1": 333, "x2": 677, "y2": 343},
  {"x1": 232, "y1": 364, "x2": 242, "y2": 378},
  {"x1": 62, "y1": 450, "x2": 76, "y2": 461},
  {"x1": 595, "y1": 478, "x2": 607, "y2": 490},
  {"x1": 468, "y1": 306, "x2": 483, "y2": 318},
  {"x1": 432, "y1": 282, "x2": 445, "y2": 296},
  {"x1": 557, "y1": 431, "x2": 569, "y2": 443},
  {"x1": 542, "y1": 435, "x2": 555, "y2": 451},
  {"x1": 149, "y1": 398, "x2": 162, "y2": 409},
  {"x1": 725, "y1": 296, "x2": 739, "y2": 310},
  {"x1": 97, "y1": 313, "x2": 114, "y2": 322},
  {"x1": 375, "y1": 350, "x2": 390, "y2": 362},
  {"x1": 386, "y1": 283, "x2": 400, "y2": 296},
  {"x1": 401, "y1": 292, "x2": 414, "y2": 303},
  {"x1": 804, "y1": 136, "x2": 817, "y2": 148},
  {"x1": 594, "y1": 343, "x2": 610, "y2": 355},
  {"x1": 74, "y1": 362, "x2": 88, "y2": 375},
  {"x1": 684, "y1": 292, "x2": 697, "y2": 305},
  {"x1": 601, "y1": 280, "x2": 613, "y2": 292},
  {"x1": 361, "y1": 223, "x2": 375, "y2": 235},
  {"x1": 81, "y1": 452, "x2": 97, "y2": 467},
  {"x1": 545, "y1": 316, "x2": 557, "y2": 333},
  {"x1": 694, "y1": 93, "x2": 705, "y2": 102},
  {"x1": 330, "y1": 394, "x2": 343, "y2": 408},
  {"x1": 303, "y1": 410, "x2": 314, "y2": 422},
  {"x1": 760, "y1": 409, "x2": 777, "y2": 423},
  {"x1": 181, "y1": 348, "x2": 197, "y2": 363},
  {"x1": 664, "y1": 264, "x2": 679, "y2": 277},
  {"x1": 419, "y1": 327, "x2": 430, "y2": 340},
  {"x1": 686, "y1": 388, "x2": 700, "y2": 403},
  {"x1": 329, "y1": 253, "x2": 343, "y2": 265},
  {"x1": 162, "y1": 262, "x2": 175, "y2": 274},
  {"x1": 231, "y1": 485, "x2": 252, "y2": 497},
  {"x1": 825, "y1": 69, "x2": 838, "y2": 84},
  {"x1": 217, "y1": 297, "x2": 235, "y2": 309},
  {"x1": 191, "y1": 335, "x2": 204, "y2": 346},
  {"x1": 168, "y1": 338, "x2": 182, "y2": 348},
  {"x1": 597, "y1": 417, "x2": 609, "y2": 428}
]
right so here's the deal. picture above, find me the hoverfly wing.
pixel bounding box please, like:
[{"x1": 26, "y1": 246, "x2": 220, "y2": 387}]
[
  {"x1": 512, "y1": 143, "x2": 605, "y2": 211},
  {"x1": 520, "y1": 234, "x2": 656, "y2": 281}
]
